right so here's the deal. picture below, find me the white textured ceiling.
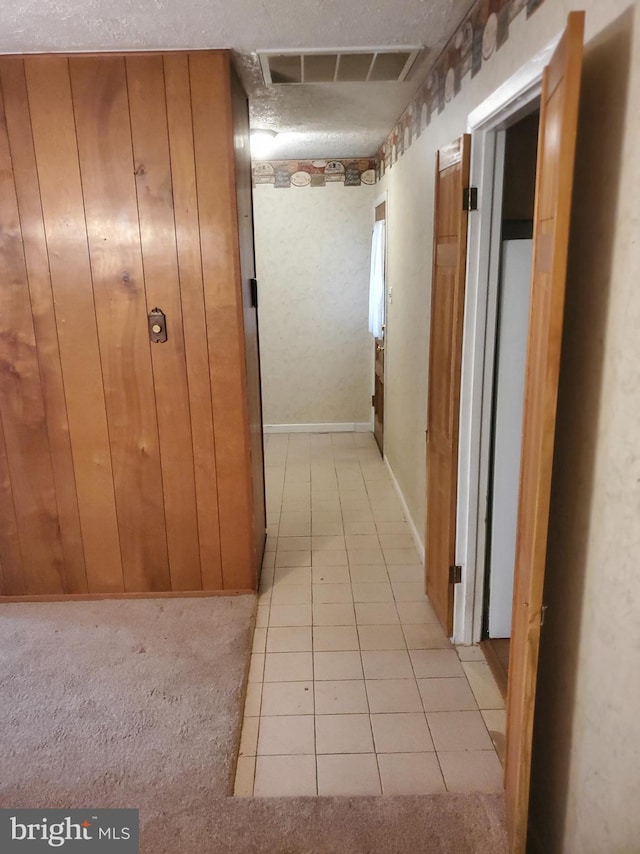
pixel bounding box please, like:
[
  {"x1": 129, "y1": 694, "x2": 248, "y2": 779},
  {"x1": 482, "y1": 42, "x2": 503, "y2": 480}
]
[{"x1": 3, "y1": 0, "x2": 474, "y2": 159}]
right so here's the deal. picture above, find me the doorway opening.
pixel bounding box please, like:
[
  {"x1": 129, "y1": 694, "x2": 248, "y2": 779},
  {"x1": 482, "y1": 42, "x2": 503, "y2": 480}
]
[
  {"x1": 371, "y1": 198, "x2": 387, "y2": 456},
  {"x1": 480, "y1": 110, "x2": 540, "y2": 696},
  {"x1": 453, "y1": 35, "x2": 559, "y2": 648},
  {"x1": 452, "y1": 15, "x2": 585, "y2": 847}
]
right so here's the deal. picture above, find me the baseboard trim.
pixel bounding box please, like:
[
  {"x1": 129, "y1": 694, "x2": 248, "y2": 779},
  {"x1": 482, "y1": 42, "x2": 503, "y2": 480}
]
[
  {"x1": 0, "y1": 589, "x2": 255, "y2": 604},
  {"x1": 383, "y1": 454, "x2": 426, "y2": 563},
  {"x1": 264, "y1": 422, "x2": 372, "y2": 434}
]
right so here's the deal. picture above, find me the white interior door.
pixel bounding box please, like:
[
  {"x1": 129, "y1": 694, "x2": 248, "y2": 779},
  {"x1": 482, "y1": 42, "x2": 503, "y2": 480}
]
[{"x1": 488, "y1": 238, "x2": 532, "y2": 637}]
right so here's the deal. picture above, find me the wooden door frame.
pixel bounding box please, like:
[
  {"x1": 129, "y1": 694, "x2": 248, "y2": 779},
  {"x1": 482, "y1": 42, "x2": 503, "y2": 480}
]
[
  {"x1": 445, "y1": 17, "x2": 583, "y2": 851},
  {"x1": 452, "y1": 36, "x2": 562, "y2": 646}
]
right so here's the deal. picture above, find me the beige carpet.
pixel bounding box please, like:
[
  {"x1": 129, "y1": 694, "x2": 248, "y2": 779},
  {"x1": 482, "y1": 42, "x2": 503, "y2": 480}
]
[
  {"x1": 144, "y1": 793, "x2": 507, "y2": 852},
  {"x1": 0, "y1": 597, "x2": 507, "y2": 853},
  {"x1": 0, "y1": 597, "x2": 254, "y2": 807}
]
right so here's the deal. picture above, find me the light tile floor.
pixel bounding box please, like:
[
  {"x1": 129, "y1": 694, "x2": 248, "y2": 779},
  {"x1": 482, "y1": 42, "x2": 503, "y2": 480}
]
[{"x1": 234, "y1": 431, "x2": 505, "y2": 797}]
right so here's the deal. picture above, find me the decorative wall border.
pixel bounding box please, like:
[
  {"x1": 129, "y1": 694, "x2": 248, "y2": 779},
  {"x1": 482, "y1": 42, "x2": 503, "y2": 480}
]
[
  {"x1": 253, "y1": 159, "x2": 377, "y2": 188},
  {"x1": 377, "y1": 0, "x2": 547, "y2": 177}
]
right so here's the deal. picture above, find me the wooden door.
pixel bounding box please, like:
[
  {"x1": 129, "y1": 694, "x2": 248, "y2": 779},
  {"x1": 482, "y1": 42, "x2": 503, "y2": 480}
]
[
  {"x1": 373, "y1": 202, "x2": 386, "y2": 455},
  {"x1": 373, "y1": 336, "x2": 385, "y2": 454},
  {"x1": 505, "y1": 13, "x2": 585, "y2": 851},
  {"x1": 0, "y1": 52, "x2": 259, "y2": 598},
  {"x1": 425, "y1": 135, "x2": 471, "y2": 635}
]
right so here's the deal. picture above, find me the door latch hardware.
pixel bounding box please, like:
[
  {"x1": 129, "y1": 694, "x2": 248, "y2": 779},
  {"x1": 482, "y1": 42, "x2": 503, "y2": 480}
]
[
  {"x1": 449, "y1": 565, "x2": 462, "y2": 584},
  {"x1": 148, "y1": 308, "x2": 167, "y2": 343},
  {"x1": 250, "y1": 278, "x2": 258, "y2": 308}
]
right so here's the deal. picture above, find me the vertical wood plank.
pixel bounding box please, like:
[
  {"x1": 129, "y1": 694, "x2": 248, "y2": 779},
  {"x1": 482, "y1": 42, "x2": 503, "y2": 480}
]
[
  {"x1": 68, "y1": 55, "x2": 170, "y2": 593},
  {"x1": 0, "y1": 69, "x2": 66, "y2": 594},
  {"x1": 0, "y1": 75, "x2": 25, "y2": 597},
  {"x1": 24, "y1": 56, "x2": 124, "y2": 593},
  {"x1": 0, "y1": 402, "x2": 24, "y2": 595},
  {"x1": 164, "y1": 53, "x2": 223, "y2": 590},
  {"x1": 125, "y1": 55, "x2": 202, "y2": 592},
  {"x1": 1, "y1": 57, "x2": 88, "y2": 593},
  {"x1": 189, "y1": 51, "x2": 255, "y2": 590}
]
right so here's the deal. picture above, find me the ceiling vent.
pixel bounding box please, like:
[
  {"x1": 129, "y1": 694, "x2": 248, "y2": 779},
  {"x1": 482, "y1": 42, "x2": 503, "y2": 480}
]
[{"x1": 259, "y1": 48, "x2": 421, "y2": 85}]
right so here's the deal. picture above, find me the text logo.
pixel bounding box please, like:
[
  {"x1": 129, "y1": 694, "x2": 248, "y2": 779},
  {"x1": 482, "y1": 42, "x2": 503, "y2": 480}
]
[{"x1": 1, "y1": 810, "x2": 139, "y2": 852}]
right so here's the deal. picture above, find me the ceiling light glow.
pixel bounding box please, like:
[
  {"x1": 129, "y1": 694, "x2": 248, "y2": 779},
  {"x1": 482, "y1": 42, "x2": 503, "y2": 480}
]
[{"x1": 250, "y1": 129, "x2": 278, "y2": 159}]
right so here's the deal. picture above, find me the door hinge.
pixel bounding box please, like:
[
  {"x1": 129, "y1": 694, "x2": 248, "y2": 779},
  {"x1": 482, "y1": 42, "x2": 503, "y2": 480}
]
[
  {"x1": 249, "y1": 278, "x2": 258, "y2": 308},
  {"x1": 449, "y1": 565, "x2": 462, "y2": 584},
  {"x1": 372, "y1": 394, "x2": 375, "y2": 406},
  {"x1": 462, "y1": 187, "x2": 478, "y2": 212}
]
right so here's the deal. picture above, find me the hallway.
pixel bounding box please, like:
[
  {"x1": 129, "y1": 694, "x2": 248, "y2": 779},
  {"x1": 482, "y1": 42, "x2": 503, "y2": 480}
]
[{"x1": 235, "y1": 431, "x2": 504, "y2": 797}]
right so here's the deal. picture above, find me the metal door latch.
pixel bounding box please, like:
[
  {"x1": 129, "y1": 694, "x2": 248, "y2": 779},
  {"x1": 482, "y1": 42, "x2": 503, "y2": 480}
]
[{"x1": 148, "y1": 308, "x2": 167, "y2": 343}]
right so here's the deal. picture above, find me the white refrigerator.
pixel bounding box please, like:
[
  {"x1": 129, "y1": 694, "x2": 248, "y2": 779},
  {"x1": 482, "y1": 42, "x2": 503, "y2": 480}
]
[{"x1": 488, "y1": 238, "x2": 533, "y2": 638}]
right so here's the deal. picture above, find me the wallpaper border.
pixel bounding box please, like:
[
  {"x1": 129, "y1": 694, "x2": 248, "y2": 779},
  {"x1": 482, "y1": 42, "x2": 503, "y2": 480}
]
[
  {"x1": 252, "y1": 0, "x2": 548, "y2": 186},
  {"x1": 377, "y1": 0, "x2": 547, "y2": 177},
  {"x1": 252, "y1": 158, "x2": 377, "y2": 189}
]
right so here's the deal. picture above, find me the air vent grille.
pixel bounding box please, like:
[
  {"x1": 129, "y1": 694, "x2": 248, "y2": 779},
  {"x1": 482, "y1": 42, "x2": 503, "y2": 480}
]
[{"x1": 259, "y1": 48, "x2": 421, "y2": 85}]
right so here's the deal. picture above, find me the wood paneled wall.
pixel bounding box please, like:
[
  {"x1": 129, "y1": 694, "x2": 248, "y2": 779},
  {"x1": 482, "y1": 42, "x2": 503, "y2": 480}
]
[{"x1": 0, "y1": 51, "x2": 263, "y2": 598}]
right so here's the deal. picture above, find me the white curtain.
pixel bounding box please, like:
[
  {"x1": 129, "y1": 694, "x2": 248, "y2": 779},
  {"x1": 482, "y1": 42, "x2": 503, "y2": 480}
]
[{"x1": 368, "y1": 220, "x2": 386, "y2": 339}]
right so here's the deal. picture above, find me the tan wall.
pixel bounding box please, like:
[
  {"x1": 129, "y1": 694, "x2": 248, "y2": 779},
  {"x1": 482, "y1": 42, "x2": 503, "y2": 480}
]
[
  {"x1": 254, "y1": 182, "x2": 375, "y2": 426},
  {"x1": 379, "y1": 1, "x2": 640, "y2": 850}
]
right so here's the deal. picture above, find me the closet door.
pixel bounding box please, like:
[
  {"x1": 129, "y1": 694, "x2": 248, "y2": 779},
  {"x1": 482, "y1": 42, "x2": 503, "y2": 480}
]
[
  {"x1": 425, "y1": 135, "x2": 471, "y2": 635},
  {"x1": 0, "y1": 52, "x2": 257, "y2": 597}
]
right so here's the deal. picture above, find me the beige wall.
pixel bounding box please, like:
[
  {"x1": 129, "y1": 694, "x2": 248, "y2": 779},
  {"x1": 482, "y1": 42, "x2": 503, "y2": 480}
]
[
  {"x1": 254, "y1": 182, "x2": 375, "y2": 427},
  {"x1": 379, "y1": 0, "x2": 640, "y2": 850}
]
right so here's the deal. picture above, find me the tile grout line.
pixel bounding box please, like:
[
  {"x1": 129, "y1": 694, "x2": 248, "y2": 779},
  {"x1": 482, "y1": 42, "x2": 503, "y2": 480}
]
[
  {"x1": 359, "y1": 452, "x2": 385, "y2": 796},
  {"x1": 251, "y1": 578, "x2": 271, "y2": 796},
  {"x1": 253, "y1": 432, "x2": 504, "y2": 797},
  {"x1": 404, "y1": 614, "x2": 448, "y2": 792}
]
